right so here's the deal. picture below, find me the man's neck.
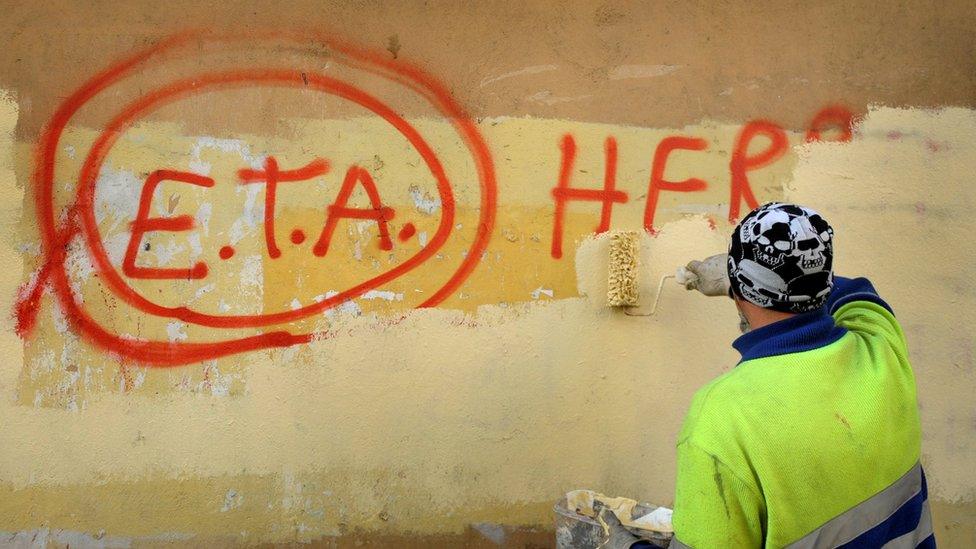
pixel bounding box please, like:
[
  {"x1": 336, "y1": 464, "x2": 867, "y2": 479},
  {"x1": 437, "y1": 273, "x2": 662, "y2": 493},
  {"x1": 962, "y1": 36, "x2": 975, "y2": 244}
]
[{"x1": 736, "y1": 298, "x2": 796, "y2": 330}]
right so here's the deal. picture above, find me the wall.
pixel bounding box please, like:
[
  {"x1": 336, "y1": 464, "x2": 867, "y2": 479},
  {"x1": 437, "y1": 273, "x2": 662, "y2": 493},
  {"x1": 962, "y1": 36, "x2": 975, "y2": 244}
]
[{"x1": 0, "y1": 1, "x2": 974, "y2": 546}]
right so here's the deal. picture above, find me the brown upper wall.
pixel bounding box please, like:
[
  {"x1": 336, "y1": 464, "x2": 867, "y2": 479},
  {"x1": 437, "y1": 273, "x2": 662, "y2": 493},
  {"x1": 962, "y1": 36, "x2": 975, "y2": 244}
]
[{"x1": 2, "y1": 0, "x2": 974, "y2": 138}]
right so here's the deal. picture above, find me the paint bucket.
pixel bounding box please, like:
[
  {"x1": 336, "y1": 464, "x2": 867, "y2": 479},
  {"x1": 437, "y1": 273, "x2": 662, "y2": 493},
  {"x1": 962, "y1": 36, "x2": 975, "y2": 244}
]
[{"x1": 553, "y1": 497, "x2": 672, "y2": 548}]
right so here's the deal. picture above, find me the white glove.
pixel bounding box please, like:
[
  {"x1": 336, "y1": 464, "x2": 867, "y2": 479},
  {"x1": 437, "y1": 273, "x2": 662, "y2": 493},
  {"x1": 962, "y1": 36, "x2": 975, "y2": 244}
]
[{"x1": 676, "y1": 253, "x2": 730, "y2": 297}]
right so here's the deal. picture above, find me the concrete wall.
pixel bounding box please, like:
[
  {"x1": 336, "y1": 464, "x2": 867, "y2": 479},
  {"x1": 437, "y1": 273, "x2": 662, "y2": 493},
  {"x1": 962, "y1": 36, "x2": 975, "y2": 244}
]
[{"x1": 0, "y1": 1, "x2": 973, "y2": 546}]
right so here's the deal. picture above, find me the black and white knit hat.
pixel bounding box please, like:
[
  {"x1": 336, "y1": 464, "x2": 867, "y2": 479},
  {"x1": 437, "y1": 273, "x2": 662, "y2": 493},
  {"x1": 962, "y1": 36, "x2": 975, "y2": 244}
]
[{"x1": 728, "y1": 203, "x2": 834, "y2": 313}]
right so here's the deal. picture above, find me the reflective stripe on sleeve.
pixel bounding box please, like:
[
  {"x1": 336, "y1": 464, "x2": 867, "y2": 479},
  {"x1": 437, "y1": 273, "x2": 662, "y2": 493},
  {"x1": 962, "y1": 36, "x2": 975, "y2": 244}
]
[{"x1": 880, "y1": 501, "x2": 933, "y2": 548}]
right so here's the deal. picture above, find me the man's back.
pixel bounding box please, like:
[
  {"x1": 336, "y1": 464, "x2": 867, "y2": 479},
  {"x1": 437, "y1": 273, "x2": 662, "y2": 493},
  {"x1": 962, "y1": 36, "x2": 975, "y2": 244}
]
[{"x1": 670, "y1": 277, "x2": 933, "y2": 548}]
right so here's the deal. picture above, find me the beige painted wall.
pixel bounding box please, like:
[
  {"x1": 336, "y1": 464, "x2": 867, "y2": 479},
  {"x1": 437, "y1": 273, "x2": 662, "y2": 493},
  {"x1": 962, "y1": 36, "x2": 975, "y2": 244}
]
[{"x1": 0, "y1": 2, "x2": 973, "y2": 546}]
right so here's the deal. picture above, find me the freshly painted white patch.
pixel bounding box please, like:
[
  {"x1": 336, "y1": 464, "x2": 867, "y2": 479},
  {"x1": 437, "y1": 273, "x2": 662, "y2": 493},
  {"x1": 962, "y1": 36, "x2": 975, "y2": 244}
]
[
  {"x1": 479, "y1": 64, "x2": 558, "y2": 87},
  {"x1": 608, "y1": 64, "x2": 681, "y2": 80}
]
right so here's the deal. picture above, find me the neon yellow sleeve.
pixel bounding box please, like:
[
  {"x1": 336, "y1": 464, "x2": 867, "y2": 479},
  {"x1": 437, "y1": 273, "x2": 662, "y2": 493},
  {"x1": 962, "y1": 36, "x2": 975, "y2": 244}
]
[
  {"x1": 828, "y1": 276, "x2": 907, "y2": 351},
  {"x1": 672, "y1": 441, "x2": 766, "y2": 548}
]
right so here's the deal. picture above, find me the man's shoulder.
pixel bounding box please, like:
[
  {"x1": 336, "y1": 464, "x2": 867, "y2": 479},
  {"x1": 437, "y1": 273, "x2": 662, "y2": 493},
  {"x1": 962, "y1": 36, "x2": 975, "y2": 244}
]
[
  {"x1": 680, "y1": 366, "x2": 756, "y2": 440},
  {"x1": 680, "y1": 357, "x2": 802, "y2": 446},
  {"x1": 690, "y1": 359, "x2": 776, "y2": 409}
]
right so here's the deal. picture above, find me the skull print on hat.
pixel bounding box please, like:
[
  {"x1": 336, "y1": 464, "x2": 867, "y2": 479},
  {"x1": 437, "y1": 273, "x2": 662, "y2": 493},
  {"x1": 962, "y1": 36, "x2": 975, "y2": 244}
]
[{"x1": 728, "y1": 203, "x2": 834, "y2": 313}]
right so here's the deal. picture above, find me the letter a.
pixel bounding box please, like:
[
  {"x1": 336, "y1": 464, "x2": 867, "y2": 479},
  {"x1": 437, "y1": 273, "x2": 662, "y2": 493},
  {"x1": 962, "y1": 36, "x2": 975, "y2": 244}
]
[{"x1": 313, "y1": 166, "x2": 395, "y2": 257}]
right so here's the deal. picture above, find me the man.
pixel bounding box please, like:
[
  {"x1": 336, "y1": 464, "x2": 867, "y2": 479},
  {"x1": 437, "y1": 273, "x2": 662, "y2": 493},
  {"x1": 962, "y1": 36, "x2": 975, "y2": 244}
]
[{"x1": 603, "y1": 203, "x2": 933, "y2": 548}]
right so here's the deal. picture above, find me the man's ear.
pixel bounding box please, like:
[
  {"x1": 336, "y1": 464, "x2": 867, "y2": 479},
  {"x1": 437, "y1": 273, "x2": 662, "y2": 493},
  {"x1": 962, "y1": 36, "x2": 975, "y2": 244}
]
[{"x1": 733, "y1": 294, "x2": 753, "y2": 321}]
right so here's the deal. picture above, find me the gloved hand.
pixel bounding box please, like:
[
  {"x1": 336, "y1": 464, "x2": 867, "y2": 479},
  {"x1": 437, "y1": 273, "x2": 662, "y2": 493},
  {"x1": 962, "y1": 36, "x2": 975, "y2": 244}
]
[
  {"x1": 676, "y1": 253, "x2": 730, "y2": 297},
  {"x1": 595, "y1": 502, "x2": 642, "y2": 549}
]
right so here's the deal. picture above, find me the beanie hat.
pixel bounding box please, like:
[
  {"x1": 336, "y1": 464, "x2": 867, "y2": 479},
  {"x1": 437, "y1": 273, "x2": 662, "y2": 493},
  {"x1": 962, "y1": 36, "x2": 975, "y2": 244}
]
[{"x1": 727, "y1": 203, "x2": 834, "y2": 313}]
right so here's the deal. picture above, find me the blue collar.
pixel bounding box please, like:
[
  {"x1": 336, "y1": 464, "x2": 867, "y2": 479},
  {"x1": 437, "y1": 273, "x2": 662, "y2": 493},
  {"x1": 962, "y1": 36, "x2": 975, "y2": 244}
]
[{"x1": 732, "y1": 308, "x2": 847, "y2": 363}]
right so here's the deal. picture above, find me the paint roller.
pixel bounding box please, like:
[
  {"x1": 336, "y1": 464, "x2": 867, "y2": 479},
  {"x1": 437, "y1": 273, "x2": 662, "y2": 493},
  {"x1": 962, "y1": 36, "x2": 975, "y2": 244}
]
[{"x1": 606, "y1": 230, "x2": 674, "y2": 315}]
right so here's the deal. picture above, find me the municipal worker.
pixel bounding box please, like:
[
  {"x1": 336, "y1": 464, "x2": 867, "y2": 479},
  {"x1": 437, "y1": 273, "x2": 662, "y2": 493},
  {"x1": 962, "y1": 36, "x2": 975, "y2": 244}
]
[{"x1": 601, "y1": 203, "x2": 933, "y2": 548}]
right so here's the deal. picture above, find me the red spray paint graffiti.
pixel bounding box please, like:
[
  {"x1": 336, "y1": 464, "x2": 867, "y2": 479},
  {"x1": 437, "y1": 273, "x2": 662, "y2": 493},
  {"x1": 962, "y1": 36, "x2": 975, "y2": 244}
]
[
  {"x1": 237, "y1": 157, "x2": 331, "y2": 259},
  {"x1": 313, "y1": 165, "x2": 397, "y2": 257},
  {"x1": 643, "y1": 136, "x2": 709, "y2": 233},
  {"x1": 123, "y1": 169, "x2": 215, "y2": 280},
  {"x1": 728, "y1": 120, "x2": 789, "y2": 224},
  {"x1": 14, "y1": 30, "x2": 854, "y2": 365},
  {"x1": 550, "y1": 135, "x2": 628, "y2": 259},
  {"x1": 550, "y1": 105, "x2": 855, "y2": 252},
  {"x1": 15, "y1": 32, "x2": 497, "y2": 366}
]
